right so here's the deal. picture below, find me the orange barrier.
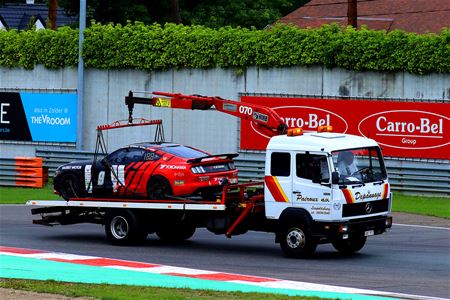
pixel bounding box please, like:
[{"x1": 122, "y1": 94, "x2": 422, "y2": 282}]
[
  {"x1": 0, "y1": 157, "x2": 48, "y2": 188},
  {"x1": 15, "y1": 157, "x2": 47, "y2": 188}
]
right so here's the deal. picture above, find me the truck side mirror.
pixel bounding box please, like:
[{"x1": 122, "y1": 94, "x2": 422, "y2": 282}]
[{"x1": 331, "y1": 171, "x2": 339, "y2": 184}]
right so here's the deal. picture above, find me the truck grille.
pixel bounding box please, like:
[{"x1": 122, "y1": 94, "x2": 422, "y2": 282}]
[{"x1": 342, "y1": 199, "x2": 389, "y2": 217}]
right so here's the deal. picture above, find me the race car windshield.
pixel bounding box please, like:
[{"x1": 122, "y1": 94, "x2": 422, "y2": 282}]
[
  {"x1": 332, "y1": 147, "x2": 387, "y2": 185},
  {"x1": 161, "y1": 145, "x2": 208, "y2": 158}
]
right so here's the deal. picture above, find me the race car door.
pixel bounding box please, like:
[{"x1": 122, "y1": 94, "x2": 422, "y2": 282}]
[{"x1": 92, "y1": 148, "x2": 128, "y2": 197}]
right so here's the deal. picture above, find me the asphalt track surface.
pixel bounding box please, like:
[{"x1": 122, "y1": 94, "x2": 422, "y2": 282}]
[{"x1": 1, "y1": 205, "x2": 449, "y2": 299}]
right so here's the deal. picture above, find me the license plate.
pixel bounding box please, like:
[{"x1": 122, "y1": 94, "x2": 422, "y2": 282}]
[{"x1": 365, "y1": 230, "x2": 375, "y2": 237}]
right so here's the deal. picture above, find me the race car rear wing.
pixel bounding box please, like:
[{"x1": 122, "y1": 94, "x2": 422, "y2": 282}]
[{"x1": 187, "y1": 153, "x2": 239, "y2": 164}]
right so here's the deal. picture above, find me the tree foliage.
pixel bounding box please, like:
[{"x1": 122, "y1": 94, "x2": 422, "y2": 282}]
[
  {"x1": 58, "y1": 0, "x2": 306, "y2": 29},
  {"x1": 0, "y1": 23, "x2": 449, "y2": 75}
]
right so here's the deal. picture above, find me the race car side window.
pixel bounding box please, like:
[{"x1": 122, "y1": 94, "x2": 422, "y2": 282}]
[
  {"x1": 124, "y1": 148, "x2": 146, "y2": 164},
  {"x1": 106, "y1": 148, "x2": 127, "y2": 164}
]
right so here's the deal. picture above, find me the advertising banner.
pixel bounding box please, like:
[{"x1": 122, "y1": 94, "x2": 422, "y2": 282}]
[
  {"x1": 0, "y1": 92, "x2": 77, "y2": 143},
  {"x1": 240, "y1": 96, "x2": 450, "y2": 159}
]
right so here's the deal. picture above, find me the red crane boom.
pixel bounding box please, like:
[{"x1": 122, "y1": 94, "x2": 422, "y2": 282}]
[{"x1": 125, "y1": 91, "x2": 288, "y2": 137}]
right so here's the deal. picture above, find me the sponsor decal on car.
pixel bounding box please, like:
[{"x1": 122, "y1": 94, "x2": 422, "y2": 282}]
[
  {"x1": 62, "y1": 165, "x2": 82, "y2": 170},
  {"x1": 160, "y1": 164, "x2": 187, "y2": 170}
]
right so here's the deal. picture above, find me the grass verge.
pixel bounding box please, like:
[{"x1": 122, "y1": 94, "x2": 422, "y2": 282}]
[
  {"x1": 0, "y1": 186, "x2": 448, "y2": 219},
  {"x1": 0, "y1": 184, "x2": 60, "y2": 204},
  {"x1": 391, "y1": 192, "x2": 449, "y2": 219},
  {"x1": 0, "y1": 278, "x2": 323, "y2": 300}
]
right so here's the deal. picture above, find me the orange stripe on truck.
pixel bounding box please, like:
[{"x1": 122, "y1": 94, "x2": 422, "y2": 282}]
[
  {"x1": 382, "y1": 183, "x2": 389, "y2": 199},
  {"x1": 342, "y1": 188, "x2": 354, "y2": 204},
  {"x1": 264, "y1": 176, "x2": 289, "y2": 203}
]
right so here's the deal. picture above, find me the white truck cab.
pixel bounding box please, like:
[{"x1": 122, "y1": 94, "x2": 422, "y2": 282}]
[{"x1": 265, "y1": 130, "x2": 392, "y2": 257}]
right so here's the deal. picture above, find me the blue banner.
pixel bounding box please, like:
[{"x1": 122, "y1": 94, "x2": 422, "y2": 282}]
[{"x1": 0, "y1": 92, "x2": 77, "y2": 143}]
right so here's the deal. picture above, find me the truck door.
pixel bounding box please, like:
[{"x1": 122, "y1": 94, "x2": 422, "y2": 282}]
[
  {"x1": 292, "y1": 153, "x2": 332, "y2": 220},
  {"x1": 264, "y1": 151, "x2": 293, "y2": 219}
]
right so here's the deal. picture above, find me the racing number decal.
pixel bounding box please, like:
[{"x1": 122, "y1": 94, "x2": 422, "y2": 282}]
[{"x1": 98, "y1": 171, "x2": 105, "y2": 185}]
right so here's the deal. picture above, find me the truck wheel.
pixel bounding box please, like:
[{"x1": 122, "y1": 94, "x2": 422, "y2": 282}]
[
  {"x1": 332, "y1": 236, "x2": 367, "y2": 255},
  {"x1": 147, "y1": 177, "x2": 173, "y2": 200},
  {"x1": 156, "y1": 224, "x2": 196, "y2": 243},
  {"x1": 59, "y1": 174, "x2": 84, "y2": 200},
  {"x1": 280, "y1": 224, "x2": 317, "y2": 258},
  {"x1": 105, "y1": 210, "x2": 147, "y2": 245}
]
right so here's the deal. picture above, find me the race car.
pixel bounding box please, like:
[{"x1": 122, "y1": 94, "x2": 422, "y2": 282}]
[{"x1": 54, "y1": 142, "x2": 239, "y2": 200}]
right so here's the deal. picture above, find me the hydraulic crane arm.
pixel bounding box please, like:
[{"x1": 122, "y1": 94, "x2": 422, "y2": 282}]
[{"x1": 125, "y1": 91, "x2": 288, "y2": 137}]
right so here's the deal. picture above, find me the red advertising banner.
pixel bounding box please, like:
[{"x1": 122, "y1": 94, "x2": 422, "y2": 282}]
[{"x1": 240, "y1": 96, "x2": 450, "y2": 159}]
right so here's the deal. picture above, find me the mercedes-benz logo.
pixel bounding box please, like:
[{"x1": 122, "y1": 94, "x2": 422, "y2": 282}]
[{"x1": 365, "y1": 202, "x2": 373, "y2": 214}]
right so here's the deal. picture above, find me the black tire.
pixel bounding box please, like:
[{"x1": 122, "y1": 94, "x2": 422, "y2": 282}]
[
  {"x1": 105, "y1": 210, "x2": 148, "y2": 245},
  {"x1": 332, "y1": 235, "x2": 367, "y2": 255},
  {"x1": 147, "y1": 176, "x2": 173, "y2": 200},
  {"x1": 156, "y1": 223, "x2": 196, "y2": 243},
  {"x1": 279, "y1": 223, "x2": 317, "y2": 258},
  {"x1": 58, "y1": 174, "x2": 84, "y2": 200}
]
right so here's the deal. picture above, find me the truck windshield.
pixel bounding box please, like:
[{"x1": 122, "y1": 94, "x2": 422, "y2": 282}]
[{"x1": 332, "y1": 147, "x2": 387, "y2": 184}]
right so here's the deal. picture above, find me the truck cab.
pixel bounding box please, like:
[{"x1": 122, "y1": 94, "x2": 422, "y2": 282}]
[{"x1": 265, "y1": 129, "x2": 392, "y2": 257}]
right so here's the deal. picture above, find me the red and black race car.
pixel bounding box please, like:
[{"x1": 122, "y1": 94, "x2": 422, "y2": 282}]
[{"x1": 54, "y1": 142, "x2": 238, "y2": 200}]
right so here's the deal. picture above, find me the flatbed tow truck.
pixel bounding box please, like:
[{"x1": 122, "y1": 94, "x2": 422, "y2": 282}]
[{"x1": 28, "y1": 91, "x2": 392, "y2": 258}]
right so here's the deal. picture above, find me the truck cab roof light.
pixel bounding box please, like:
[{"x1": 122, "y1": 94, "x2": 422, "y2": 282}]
[
  {"x1": 287, "y1": 128, "x2": 303, "y2": 136},
  {"x1": 317, "y1": 125, "x2": 333, "y2": 133}
]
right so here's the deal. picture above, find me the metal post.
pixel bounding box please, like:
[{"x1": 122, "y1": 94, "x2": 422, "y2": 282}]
[{"x1": 76, "y1": 0, "x2": 86, "y2": 150}]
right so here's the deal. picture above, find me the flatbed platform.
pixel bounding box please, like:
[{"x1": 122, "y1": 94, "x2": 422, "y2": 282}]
[{"x1": 27, "y1": 199, "x2": 226, "y2": 211}]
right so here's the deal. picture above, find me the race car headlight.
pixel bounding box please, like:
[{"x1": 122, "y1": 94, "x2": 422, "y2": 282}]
[{"x1": 191, "y1": 166, "x2": 206, "y2": 174}]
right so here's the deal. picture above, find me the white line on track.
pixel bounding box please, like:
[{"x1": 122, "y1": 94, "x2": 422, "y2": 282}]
[{"x1": 394, "y1": 223, "x2": 450, "y2": 230}]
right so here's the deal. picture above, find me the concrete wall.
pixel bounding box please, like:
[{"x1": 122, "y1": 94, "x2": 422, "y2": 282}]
[{"x1": 1, "y1": 65, "x2": 449, "y2": 159}]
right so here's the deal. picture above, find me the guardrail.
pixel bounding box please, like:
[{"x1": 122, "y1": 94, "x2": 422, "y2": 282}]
[
  {"x1": 0, "y1": 157, "x2": 48, "y2": 188},
  {"x1": 234, "y1": 154, "x2": 450, "y2": 196},
  {"x1": 34, "y1": 149, "x2": 449, "y2": 196}
]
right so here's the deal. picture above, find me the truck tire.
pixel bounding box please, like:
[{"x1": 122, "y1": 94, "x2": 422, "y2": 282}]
[
  {"x1": 332, "y1": 235, "x2": 367, "y2": 255},
  {"x1": 156, "y1": 224, "x2": 196, "y2": 243},
  {"x1": 147, "y1": 176, "x2": 173, "y2": 200},
  {"x1": 280, "y1": 223, "x2": 317, "y2": 258},
  {"x1": 105, "y1": 210, "x2": 147, "y2": 245},
  {"x1": 59, "y1": 174, "x2": 84, "y2": 200}
]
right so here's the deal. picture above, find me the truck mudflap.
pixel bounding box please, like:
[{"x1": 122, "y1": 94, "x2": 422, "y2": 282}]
[{"x1": 312, "y1": 215, "x2": 393, "y2": 243}]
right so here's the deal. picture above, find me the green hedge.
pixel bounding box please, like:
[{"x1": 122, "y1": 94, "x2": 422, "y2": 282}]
[{"x1": 0, "y1": 23, "x2": 449, "y2": 74}]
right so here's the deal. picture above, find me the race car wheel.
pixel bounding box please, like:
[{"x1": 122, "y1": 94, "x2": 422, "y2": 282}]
[
  {"x1": 332, "y1": 235, "x2": 367, "y2": 255},
  {"x1": 105, "y1": 210, "x2": 147, "y2": 245},
  {"x1": 147, "y1": 177, "x2": 173, "y2": 200},
  {"x1": 59, "y1": 174, "x2": 84, "y2": 200},
  {"x1": 280, "y1": 223, "x2": 317, "y2": 258},
  {"x1": 156, "y1": 223, "x2": 196, "y2": 243}
]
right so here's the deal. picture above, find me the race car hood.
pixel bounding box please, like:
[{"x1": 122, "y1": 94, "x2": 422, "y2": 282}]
[{"x1": 58, "y1": 160, "x2": 93, "y2": 169}]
